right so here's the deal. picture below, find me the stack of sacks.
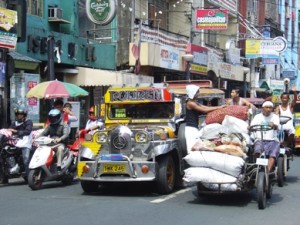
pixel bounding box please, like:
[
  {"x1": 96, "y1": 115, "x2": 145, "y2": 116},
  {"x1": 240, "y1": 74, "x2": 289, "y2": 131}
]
[
  {"x1": 183, "y1": 151, "x2": 246, "y2": 191},
  {"x1": 205, "y1": 105, "x2": 249, "y2": 125}
]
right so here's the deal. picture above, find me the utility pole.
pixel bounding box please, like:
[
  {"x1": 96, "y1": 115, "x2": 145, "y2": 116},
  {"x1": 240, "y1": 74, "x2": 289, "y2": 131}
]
[{"x1": 47, "y1": 36, "x2": 55, "y2": 81}]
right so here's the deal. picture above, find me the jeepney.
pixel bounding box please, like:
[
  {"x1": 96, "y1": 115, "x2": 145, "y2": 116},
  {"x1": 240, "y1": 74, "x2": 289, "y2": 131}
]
[{"x1": 77, "y1": 81, "x2": 224, "y2": 194}]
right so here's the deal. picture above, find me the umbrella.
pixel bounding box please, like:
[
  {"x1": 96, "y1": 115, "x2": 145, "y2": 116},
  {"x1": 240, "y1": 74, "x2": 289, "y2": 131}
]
[{"x1": 26, "y1": 79, "x2": 89, "y2": 99}]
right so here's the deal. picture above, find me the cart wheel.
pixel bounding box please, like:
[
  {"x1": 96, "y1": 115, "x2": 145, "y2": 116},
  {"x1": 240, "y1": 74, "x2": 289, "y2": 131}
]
[
  {"x1": 277, "y1": 156, "x2": 284, "y2": 187},
  {"x1": 257, "y1": 171, "x2": 267, "y2": 209},
  {"x1": 156, "y1": 154, "x2": 175, "y2": 194}
]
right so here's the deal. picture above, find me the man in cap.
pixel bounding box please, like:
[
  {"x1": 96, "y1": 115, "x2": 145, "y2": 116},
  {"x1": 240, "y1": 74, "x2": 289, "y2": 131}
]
[
  {"x1": 185, "y1": 84, "x2": 226, "y2": 154},
  {"x1": 250, "y1": 101, "x2": 280, "y2": 172}
]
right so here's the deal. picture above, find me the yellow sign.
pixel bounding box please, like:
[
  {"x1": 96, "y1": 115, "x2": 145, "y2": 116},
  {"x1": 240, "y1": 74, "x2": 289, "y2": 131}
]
[{"x1": 245, "y1": 40, "x2": 260, "y2": 55}]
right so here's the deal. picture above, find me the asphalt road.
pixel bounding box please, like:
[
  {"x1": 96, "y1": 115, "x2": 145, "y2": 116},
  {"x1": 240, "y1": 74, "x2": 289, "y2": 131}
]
[{"x1": 1, "y1": 156, "x2": 300, "y2": 225}]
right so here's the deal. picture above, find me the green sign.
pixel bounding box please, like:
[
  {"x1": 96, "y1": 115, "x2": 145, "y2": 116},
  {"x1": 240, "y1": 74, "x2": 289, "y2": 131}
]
[{"x1": 86, "y1": 0, "x2": 117, "y2": 25}]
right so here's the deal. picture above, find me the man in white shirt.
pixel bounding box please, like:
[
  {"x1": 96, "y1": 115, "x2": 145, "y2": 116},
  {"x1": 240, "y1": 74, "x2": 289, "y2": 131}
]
[{"x1": 250, "y1": 101, "x2": 280, "y2": 172}]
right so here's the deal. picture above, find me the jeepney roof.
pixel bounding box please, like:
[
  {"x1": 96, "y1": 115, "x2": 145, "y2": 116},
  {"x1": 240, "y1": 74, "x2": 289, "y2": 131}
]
[{"x1": 169, "y1": 87, "x2": 224, "y2": 96}]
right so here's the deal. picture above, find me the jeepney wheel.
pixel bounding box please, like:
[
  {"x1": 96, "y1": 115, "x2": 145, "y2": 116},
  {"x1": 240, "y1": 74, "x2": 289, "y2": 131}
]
[
  {"x1": 277, "y1": 156, "x2": 284, "y2": 187},
  {"x1": 156, "y1": 154, "x2": 175, "y2": 194},
  {"x1": 177, "y1": 123, "x2": 187, "y2": 157},
  {"x1": 81, "y1": 181, "x2": 99, "y2": 193},
  {"x1": 257, "y1": 171, "x2": 267, "y2": 209}
]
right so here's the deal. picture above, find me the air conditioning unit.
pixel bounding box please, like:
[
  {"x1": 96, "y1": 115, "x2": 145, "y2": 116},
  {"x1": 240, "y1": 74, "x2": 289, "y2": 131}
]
[{"x1": 48, "y1": 7, "x2": 63, "y2": 19}]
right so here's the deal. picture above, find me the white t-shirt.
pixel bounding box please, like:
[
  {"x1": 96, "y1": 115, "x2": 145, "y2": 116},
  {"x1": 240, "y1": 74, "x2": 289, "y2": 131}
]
[
  {"x1": 250, "y1": 112, "x2": 279, "y2": 141},
  {"x1": 85, "y1": 119, "x2": 104, "y2": 132}
]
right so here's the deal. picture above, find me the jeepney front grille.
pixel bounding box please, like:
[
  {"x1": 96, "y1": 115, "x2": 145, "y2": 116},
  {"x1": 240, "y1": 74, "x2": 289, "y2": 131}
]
[{"x1": 109, "y1": 126, "x2": 132, "y2": 156}]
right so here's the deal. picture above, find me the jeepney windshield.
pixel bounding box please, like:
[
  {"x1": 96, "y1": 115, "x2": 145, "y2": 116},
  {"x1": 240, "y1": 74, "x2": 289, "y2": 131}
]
[{"x1": 109, "y1": 102, "x2": 175, "y2": 119}]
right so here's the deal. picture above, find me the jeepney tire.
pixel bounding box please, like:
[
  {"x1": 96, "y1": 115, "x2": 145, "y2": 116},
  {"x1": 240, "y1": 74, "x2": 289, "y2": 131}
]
[
  {"x1": 80, "y1": 181, "x2": 99, "y2": 193},
  {"x1": 156, "y1": 154, "x2": 176, "y2": 194},
  {"x1": 178, "y1": 123, "x2": 187, "y2": 157}
]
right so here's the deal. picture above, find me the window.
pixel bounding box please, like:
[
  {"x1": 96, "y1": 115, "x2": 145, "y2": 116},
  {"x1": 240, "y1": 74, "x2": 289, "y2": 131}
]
[{"x1": 27, "y1": 0, "x2": 43, "y2": 17}]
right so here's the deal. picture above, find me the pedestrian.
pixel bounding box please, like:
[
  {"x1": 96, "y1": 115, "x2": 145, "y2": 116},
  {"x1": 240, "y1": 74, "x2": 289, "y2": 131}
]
[
  {"x1": 63, "y1": 102, "x2": 78, "y2": 134},
  {"x1": 274, "y1": 88, "x2": 298, "y2": 148}
]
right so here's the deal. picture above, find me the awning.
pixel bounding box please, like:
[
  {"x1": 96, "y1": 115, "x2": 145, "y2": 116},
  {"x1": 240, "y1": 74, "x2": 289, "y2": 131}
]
[
  {"x1": 64, "y1": 67, "x2": 154, "y2": 86},
  {"x1": 8, "y1": 51, "x2": 40, "y2": 70}
]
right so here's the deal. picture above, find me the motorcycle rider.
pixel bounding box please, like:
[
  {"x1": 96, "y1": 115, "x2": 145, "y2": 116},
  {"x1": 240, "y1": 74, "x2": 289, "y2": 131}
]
[
  {"x1": 7, "y1": 107, "x2": 33, "y2": 179},
  {"x1": 37, "y1": 109, "x2": 69, "y2": 174}
]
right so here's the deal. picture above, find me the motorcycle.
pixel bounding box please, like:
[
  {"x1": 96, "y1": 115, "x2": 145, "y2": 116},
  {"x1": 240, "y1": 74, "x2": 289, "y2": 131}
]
[
  {"x1": 0, "y1": 134, "x2": 29, "y2": 184},
  {"x1": 28, "y1": 136, "x2": 76, "y2": 190}
]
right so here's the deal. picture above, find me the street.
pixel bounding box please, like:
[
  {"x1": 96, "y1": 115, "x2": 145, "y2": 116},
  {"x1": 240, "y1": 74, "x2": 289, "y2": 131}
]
[{"x1": 1, "y1": 156, "x2": 300, "y2": 225}]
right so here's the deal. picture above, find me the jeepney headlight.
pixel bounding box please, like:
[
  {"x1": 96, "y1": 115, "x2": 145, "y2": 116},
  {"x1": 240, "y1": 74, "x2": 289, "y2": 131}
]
[
  {"x1": 135, "y1": 131, "x2": 149, "y2": 143},
  {"x1": 96, "y1": 132, "x2": 108, "y2": 143}
]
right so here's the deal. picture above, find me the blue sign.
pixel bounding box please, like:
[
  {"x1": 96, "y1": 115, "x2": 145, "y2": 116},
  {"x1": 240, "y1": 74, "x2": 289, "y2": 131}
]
[
  {"x1": 281, "y1": 70, "x2": 295, "y2": 79},
  {"x1": 262, "y1": 58, "x2": 279, "y2": 64}
]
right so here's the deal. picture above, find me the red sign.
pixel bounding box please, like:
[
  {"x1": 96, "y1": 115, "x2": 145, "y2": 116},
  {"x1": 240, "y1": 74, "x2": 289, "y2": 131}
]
[{"x1": 196, "y1": 9, "x2": 228, "y2": 30}]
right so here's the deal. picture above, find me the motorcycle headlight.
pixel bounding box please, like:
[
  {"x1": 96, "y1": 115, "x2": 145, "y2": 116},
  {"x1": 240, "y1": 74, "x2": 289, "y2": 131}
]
[
  {"x1": 96, "y1": 132, "x2": 107, "y2": 143},
  {"x1": 135, "y1": 131, "x2": 149, "y2": 143}
]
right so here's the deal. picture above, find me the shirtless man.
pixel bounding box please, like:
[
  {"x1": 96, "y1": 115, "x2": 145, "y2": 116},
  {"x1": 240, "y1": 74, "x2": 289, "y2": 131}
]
[{"x1": 226, "y1": 88, "x2": 256, "y2": 110}]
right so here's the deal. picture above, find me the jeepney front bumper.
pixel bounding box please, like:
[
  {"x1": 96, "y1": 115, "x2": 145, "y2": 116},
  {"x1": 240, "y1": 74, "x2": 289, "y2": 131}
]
[{"x1": 77, "y1": 154, "x2": 157, "y2": 182}]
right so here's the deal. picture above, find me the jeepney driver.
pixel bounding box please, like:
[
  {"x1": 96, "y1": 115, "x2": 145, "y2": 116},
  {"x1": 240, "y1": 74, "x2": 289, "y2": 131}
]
[{"x1": 185, "y1": 85, "x2": 226, "y2": 154}]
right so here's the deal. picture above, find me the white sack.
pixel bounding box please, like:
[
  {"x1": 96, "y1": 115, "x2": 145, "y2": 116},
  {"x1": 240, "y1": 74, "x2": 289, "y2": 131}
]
[
  {"x1": 199, "y1": 123, "x2": 223, "y2": 139},
  {"x1": 221, "y1": 115, "x2": 248, "y2": 134},
  {"x1": 183, "y1": 167, "x2": 237, "y2": 184},
  {"x1": 183, "y1": 151, "x2": 245, "y2": 177},
  {"x1": 202, "y1": 183, "x2": 238, "y2": 192}
]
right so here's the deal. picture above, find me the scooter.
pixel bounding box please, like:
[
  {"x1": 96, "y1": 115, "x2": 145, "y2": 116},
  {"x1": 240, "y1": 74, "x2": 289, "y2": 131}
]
[
  {"x1": 0, "y1": 134, "x2": 29, "y2": 184},
  {"x1": 277, "y1": 116, "x2": 294, "y2": 187},
  {"x1": 28, "y1": 137, "x2": 76, "y2": 190}
]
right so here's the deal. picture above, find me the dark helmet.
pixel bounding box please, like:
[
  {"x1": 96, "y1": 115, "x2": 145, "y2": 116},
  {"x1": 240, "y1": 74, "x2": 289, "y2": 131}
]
[
  {"x1": 15, "y1": 107, "x2": 28, "y2": 122},
  {"x1": 48, "y1": 109, "x2": 62, "y2": 125},
  {"x1": 88, "y1": 106, "x2": 97, "y2": 121}
]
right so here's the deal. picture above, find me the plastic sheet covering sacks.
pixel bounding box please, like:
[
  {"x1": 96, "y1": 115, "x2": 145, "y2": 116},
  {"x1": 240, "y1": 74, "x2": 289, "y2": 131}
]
[{"x1": 205, "y1": 105, "x2": 248, "y2": 125}]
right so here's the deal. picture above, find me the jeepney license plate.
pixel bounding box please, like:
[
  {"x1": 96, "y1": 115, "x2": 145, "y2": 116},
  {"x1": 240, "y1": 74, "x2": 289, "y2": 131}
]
[
  {"x1": 103, "y1": 164, "x2": 126, "y2": 173},
  {"x1": 256, "y1": 158, "x2": 268, "y2": 166},
  {"x1": 280, "y1": 148, "x2": 286, "y2": 154}
]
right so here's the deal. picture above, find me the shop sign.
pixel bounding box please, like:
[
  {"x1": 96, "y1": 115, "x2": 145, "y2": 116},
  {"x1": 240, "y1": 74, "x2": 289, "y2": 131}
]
[
  {"x1": 86, "y1": 0, "x2": 116, "y2": 25},
  {"x1": 160, "y1": 46, "x2": 179, "y2": 70},
  {"x1": 270, "y1": 79, "x2": 284, "y2": 91},
  {"x1": 219, "y1": 63, "x2": 236, "y2": 80},
  {"x1": 196, "y1": 9, "x2": 228, "y2": 30},
  {"x1": 262, "y1": 57, "x2": 279, "y2": 64},
  {"x1": 0, "y1": 62, "x2": 5, "y2": 87},
  {"x1": 187, "y1": 44, "x2": 208, "y2": 75},
  {"x1": 0, "y1": 7, "x2": 17, "y2": 49},
  {"x1": 282, "y1": 70, "x2": 295, "y2": 79},
  {"x1": 245, "y1": 37, "x2": 287, "y2": 58}
]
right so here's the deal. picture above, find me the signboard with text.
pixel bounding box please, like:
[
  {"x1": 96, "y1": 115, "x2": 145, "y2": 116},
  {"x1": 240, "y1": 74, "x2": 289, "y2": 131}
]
[
  {"x1": 0, "y1": 7, "x2": 18, "y2": 49},
  {"x1": 196, "y1": 9, "x2": 228, "y2": 30},
  {"x1": 245, "y1": 37, "x2": 287, "y2": 58}
]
